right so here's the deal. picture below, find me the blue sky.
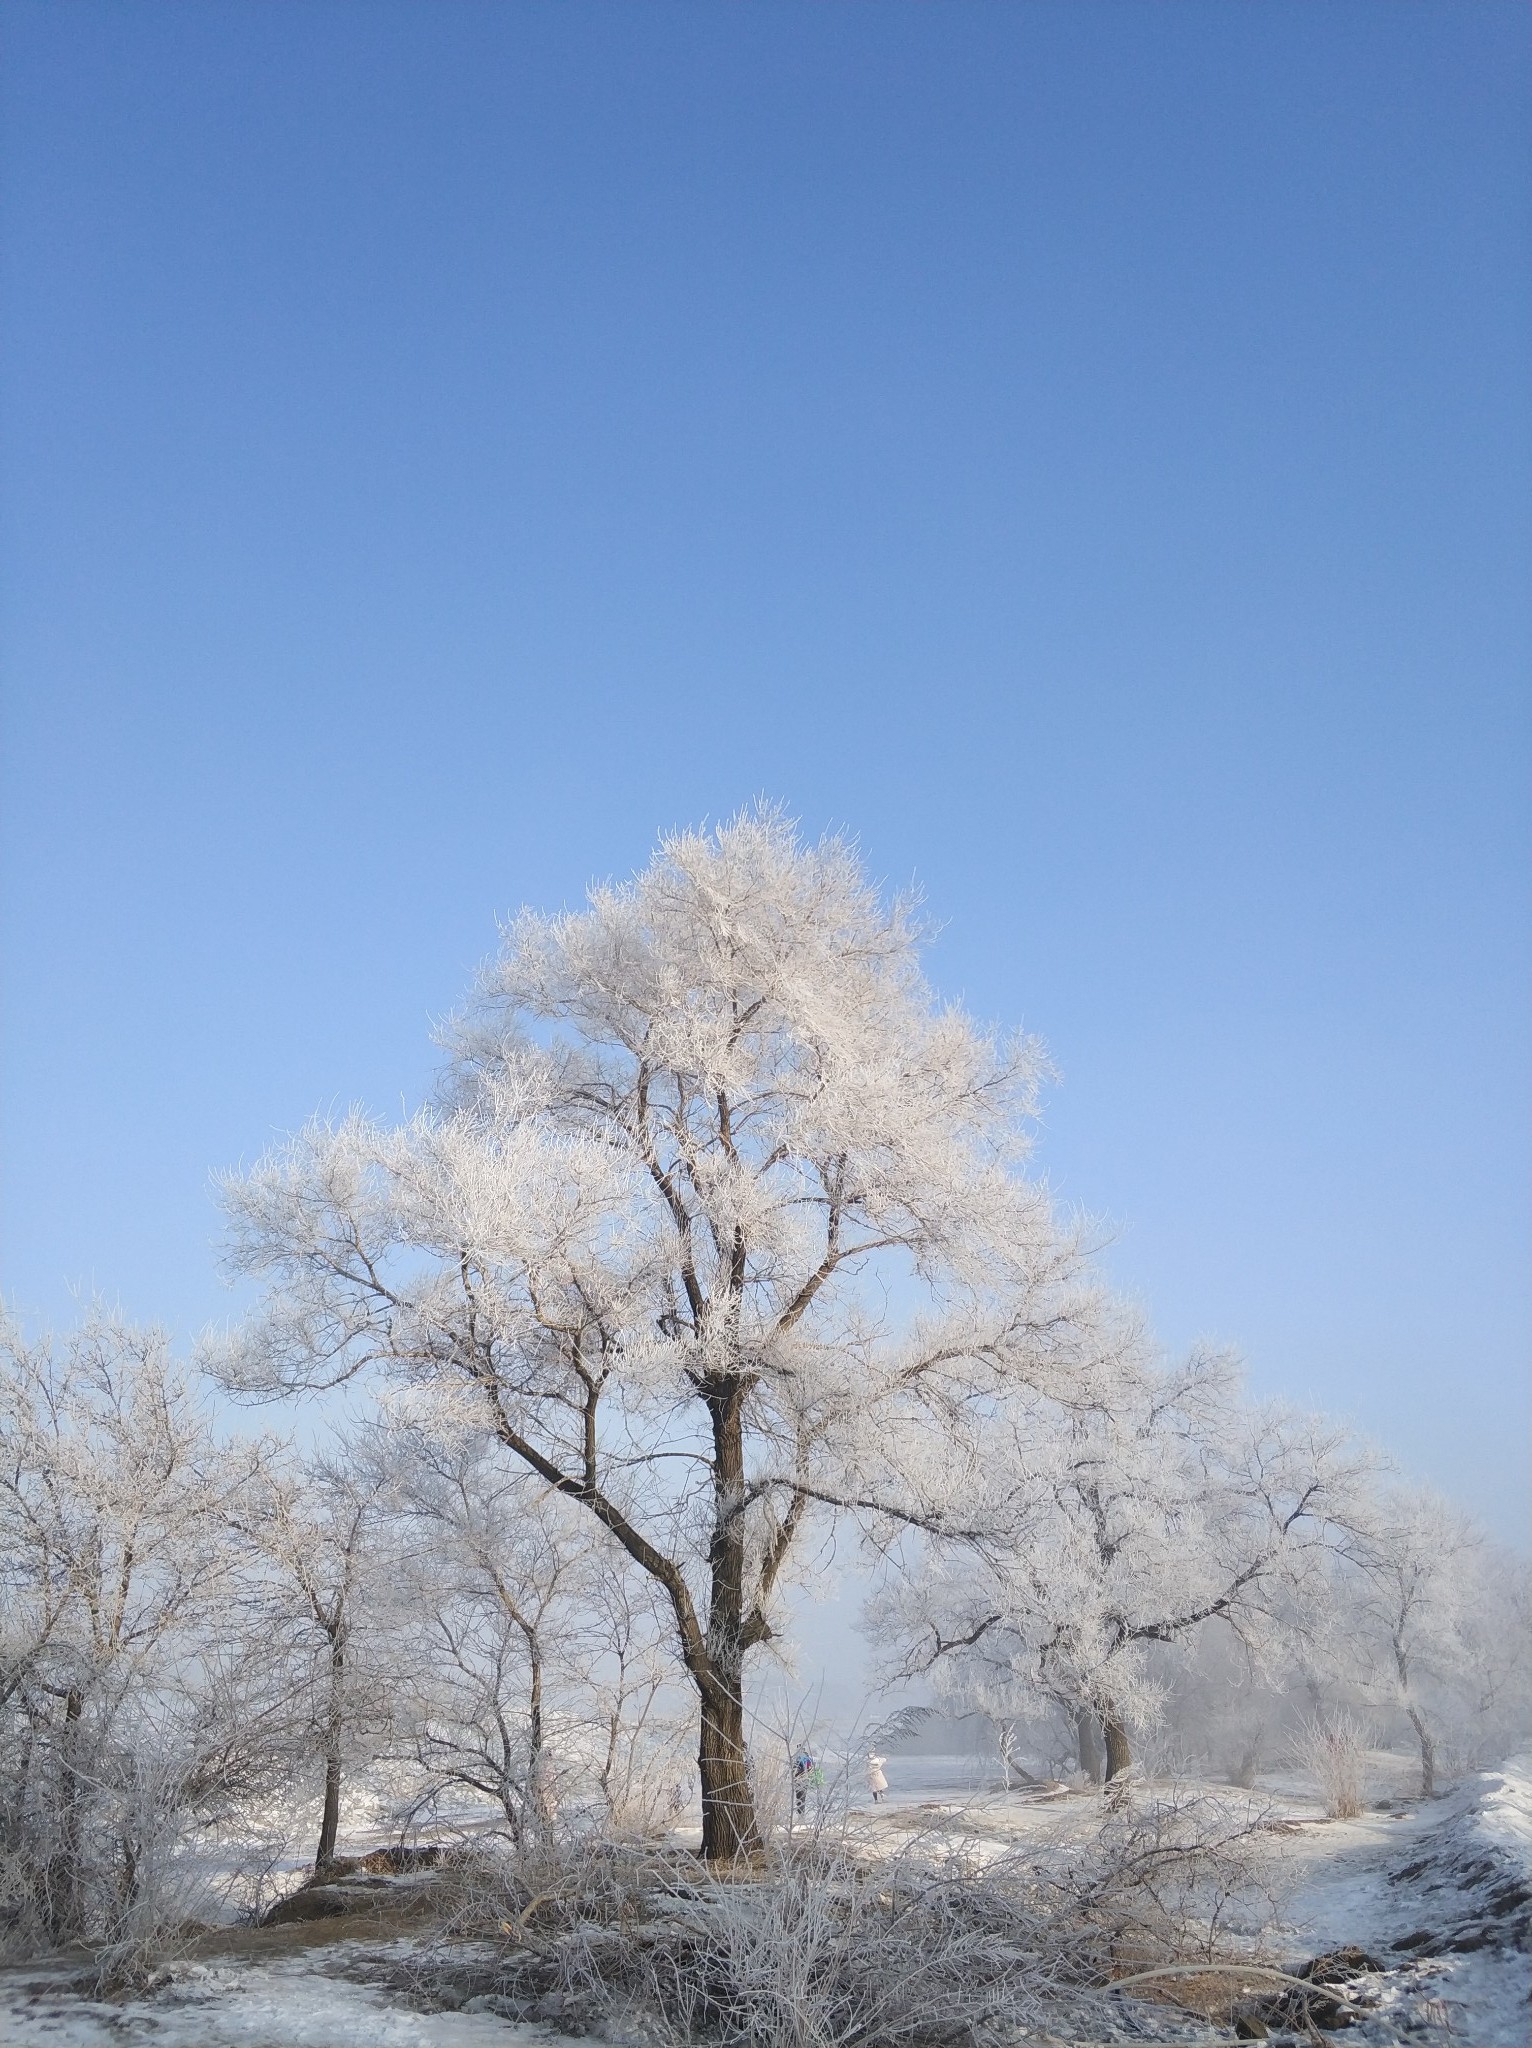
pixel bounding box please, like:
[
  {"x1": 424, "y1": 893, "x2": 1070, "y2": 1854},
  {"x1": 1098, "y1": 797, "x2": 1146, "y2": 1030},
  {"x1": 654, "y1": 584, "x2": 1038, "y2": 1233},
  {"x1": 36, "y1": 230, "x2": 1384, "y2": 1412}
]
[{"x1": 1, "y1": 3, "x2": 1527, "y2": 1537}]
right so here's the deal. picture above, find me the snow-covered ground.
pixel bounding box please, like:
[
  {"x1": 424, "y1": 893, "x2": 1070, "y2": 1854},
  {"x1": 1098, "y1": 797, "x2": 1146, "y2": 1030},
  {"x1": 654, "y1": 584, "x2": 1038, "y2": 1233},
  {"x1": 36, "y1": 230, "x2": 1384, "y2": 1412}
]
[
  {"x1": 1273, "y1": 1756, "x2": 1532, "y2": 2046},
  {"x1": 3, "y1": 1757, "x2": 1526, "y2": 2046},
  {"x1": 0, "y1": 1948, "x2": 556, "y2": 2048}
]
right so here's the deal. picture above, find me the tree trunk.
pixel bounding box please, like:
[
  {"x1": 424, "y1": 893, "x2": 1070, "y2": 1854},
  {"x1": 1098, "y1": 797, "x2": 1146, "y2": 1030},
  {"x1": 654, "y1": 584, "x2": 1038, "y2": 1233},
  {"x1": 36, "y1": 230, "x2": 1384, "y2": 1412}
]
[
  {"x1": 1395, "y1": 1641, "x2": 1435, "y2": 1800},
  {"x1": 45, "y1": 1686, "x2": 86, "y2": 1944},
  {"x1": 1103, "y1": 1714, "x2": 1132, "y2": 1781},
  {"x1": 698, "y1": 1376, "x2": 761, "y2": 1860},
  {"x1": 115, "y1": 1833, "x2": 141, "y2": 1938},
  {"x1": 699, "y1": 1678, "x2": 757, "y2": 1860},
  {"x1": 527, "y1": 1641, "x2": 556, "y2": 1832},
  {"x1": 316, "y1": 1748, "x2": 342, "y2": 1873},
  {"x1": 314, "y1": 1631, "x2": 345, "y2": 1872},
  {"x1": 1231, "y1": 1732, "x2": 1262, "y2": 1790},
  {"x1": 1076, "y1": 1707, "x2": 1105, "y2": 1784},
  {"x1": 1407, "y1": 1706, "x2": 1436, "y2": 1800},
  {"x1": 599, "y1": 1704, "x2": 623, "y2": 1820}
]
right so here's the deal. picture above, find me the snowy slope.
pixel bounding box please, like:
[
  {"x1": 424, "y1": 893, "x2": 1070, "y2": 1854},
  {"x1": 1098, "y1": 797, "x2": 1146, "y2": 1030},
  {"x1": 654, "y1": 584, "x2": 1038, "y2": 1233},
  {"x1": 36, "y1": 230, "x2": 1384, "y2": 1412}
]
[{"x1": 1282, "y1": 1756, "x2": 1531, "y2": 2045}]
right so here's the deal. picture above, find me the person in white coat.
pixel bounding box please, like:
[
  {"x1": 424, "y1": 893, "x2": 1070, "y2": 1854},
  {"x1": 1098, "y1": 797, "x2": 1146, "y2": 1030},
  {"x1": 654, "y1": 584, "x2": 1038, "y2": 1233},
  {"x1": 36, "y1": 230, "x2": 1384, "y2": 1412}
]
[{"x1": 866, "y1": 1753, "x2": 888, "y2": 1803}]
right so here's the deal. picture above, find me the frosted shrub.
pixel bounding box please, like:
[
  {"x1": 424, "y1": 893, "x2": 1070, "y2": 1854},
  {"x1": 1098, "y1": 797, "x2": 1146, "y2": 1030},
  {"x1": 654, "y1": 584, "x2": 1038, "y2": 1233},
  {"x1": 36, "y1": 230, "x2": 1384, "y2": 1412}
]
[
  {"x1": 1293, "y1": 1712, "x2": 1368, "y2": 1819},
  {"x1": 413, "y1": 1787, "x2": 1283, "y2": 2047}
]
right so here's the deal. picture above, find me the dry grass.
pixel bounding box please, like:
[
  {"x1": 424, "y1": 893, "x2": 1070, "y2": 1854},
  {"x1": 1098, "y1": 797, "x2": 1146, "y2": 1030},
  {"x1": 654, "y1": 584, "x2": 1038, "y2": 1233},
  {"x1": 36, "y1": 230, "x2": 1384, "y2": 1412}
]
[{"x1": 1290, "y1": 1712, "x2": 1369, "y2": 1820}]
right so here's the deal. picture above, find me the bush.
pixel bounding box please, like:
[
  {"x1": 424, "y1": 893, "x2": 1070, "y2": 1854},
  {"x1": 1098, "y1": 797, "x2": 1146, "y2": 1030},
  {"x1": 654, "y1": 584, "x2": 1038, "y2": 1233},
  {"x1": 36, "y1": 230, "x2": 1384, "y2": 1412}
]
[
  {"x1": 411, "y1": 1786, "x2": 1285, "y2": 2048},
  {"x1": 1291, "y1": 1712, "x2": 1368, "y2": 1819}
]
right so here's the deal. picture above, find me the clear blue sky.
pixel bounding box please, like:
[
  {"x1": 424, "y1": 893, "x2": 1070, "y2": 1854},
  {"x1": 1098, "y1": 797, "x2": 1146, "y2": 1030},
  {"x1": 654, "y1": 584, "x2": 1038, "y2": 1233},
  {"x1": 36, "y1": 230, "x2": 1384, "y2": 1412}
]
[{"x1": 2, "y1": 3, "x2": 1527, "y2": 1537}]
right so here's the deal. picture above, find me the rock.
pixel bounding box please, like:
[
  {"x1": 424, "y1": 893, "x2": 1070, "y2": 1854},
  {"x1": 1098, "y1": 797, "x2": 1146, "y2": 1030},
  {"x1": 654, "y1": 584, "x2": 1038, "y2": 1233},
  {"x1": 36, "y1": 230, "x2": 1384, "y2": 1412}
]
[
  {"x1": 258, "y1": 1871, "x2": 400, "y2": 1926},
  {"x1": 1486, "y1": 1879, "x2": 1531, "y2": 1917},
  {"x1": 1296, "y1": 1945, "x2": 1384, "y2": 1984},
  {"x1": 261, "y1": 1884, "x2": 356, "y2": 1925},
  {"x1": 1228, "y1": 1949, "x2": 1383, "y2": 2037},
  {"x1": 1442, "y1": 1923, "x2": 1491, "y2": 1953},
  {"x1": 356, "y1": 1844, "x2": 444, "y2": 1875},
  {"x1": 1391, "y1": 1928, "x2": 1438, "y2": 1953}
]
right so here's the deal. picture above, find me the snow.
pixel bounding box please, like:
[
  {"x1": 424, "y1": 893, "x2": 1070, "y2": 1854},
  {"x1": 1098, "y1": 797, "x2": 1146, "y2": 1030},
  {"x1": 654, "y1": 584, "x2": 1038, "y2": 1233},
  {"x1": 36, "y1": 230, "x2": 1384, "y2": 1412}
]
[
  {"x1": 0, "y1": 1948, "x2": 558, "y2": 2048},
  {"x1": 844, "y1": 1754, "x2": 1532, "y2": 2041},
  {"x1": 1276, "y1": 1755, "x2": 1532, "y2": 2046},
  {"x1": 1476, "y1": 1750, "x2": 1532, "y2": 1863}
]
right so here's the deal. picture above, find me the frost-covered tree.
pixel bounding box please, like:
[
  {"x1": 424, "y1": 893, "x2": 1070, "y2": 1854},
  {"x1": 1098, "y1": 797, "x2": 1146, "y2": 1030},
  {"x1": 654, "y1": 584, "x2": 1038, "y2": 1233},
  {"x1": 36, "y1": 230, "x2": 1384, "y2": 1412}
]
[
  {"x1": 1343, "y1": 1484, "x2": 1490, "y2": 1798},
  {"x1": 576, "y1": 1554, "x2": 692, "y2": 1833},
  {"x1": 243, "y1": 1451, "x2": 392, "y2": 1872},
  {"x1": 0, "y1": 1309, "x2": 270, "y2": 1950},
  {"x1": 210, "y1": 809, "x2": 1103, "y2": 1856},
  {"x1": 1152, "y1": 1620, "x2": 1286, "y2": 1789},
  {"x1": 1453, "y1": 1543, "x2": 1532, "y2": 1768},
  {"x1": 384, "y1": 1424, "x2": 686, "y2": 1841},
  {"x1": 386, "y1": 1428, "x2": 582, "y2": 1841},
  {"x1": 873, "y1": 1352, "x2": 1361, "y2": 1780}
]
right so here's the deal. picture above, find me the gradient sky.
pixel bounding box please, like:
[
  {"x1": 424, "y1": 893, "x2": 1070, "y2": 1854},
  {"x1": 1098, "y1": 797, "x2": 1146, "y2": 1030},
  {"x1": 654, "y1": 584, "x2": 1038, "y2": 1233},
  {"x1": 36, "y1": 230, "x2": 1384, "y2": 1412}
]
[{"x1": 2, "y1": 3, "x2": 1528, "y2": 1541}]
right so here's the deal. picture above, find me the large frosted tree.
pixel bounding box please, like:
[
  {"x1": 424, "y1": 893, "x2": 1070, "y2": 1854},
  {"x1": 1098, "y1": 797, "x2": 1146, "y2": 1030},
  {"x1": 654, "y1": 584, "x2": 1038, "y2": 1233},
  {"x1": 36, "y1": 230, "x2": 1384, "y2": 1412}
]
[{"x1": 212, "y1": 809, "x2": 1099, "y2": 1857}]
